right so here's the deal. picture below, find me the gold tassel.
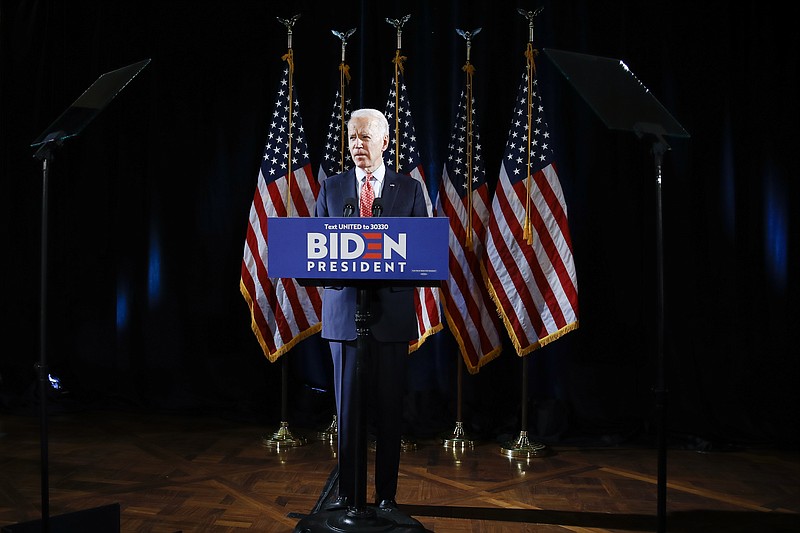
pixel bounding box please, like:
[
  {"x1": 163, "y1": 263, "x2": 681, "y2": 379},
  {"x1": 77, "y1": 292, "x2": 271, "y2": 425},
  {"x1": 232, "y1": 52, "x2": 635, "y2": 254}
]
[
  {"x1": 392, "y1": 49, "x2": 407, "y2": 73},
  {"x1": 339, "y1": 62, "x2": 351, "y2": 83},
  {"x1": 281, "y1": 49, "x2": 294, "y2": 73}
]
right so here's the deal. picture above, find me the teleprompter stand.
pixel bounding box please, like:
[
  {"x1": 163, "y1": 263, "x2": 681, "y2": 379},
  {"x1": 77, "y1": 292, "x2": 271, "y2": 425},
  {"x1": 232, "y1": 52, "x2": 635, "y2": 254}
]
[
  {"x1": 5, "y1": 59, "x2": 150, "y2": 533},
  {"x1": 542, "y1": 48, "x2": 689, "y2": 533}
]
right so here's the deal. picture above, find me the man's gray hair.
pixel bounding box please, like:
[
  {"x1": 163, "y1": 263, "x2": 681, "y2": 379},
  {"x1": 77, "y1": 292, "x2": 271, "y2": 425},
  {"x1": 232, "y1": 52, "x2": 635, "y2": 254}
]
[{"x1": 349, "y1": 108, "x2": 389, "y2": 138}]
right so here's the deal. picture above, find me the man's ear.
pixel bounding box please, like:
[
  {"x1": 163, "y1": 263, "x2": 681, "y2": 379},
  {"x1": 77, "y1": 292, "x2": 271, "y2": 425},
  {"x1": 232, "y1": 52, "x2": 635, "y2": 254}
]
[{"x1": 381, "y1": 135, "x2": 389, "y2": 151}]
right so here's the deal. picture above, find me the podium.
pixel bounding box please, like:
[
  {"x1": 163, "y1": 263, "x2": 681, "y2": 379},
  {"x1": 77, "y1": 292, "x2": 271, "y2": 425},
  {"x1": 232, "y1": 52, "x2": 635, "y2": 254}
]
[{"x1": 268, "y1": 216, "x2": 448, "y2": 532}]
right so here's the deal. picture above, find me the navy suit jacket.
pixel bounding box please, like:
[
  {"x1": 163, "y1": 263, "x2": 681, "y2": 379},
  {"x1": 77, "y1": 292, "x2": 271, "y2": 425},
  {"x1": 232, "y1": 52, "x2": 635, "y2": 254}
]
[{"x1": 315, "y1": 167, "x2": 428, "y2": 342}]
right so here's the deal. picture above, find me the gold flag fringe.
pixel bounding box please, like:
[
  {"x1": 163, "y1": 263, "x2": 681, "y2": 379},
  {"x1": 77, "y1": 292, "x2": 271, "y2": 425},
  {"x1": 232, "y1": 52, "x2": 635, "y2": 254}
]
[
  {"x1": 240, "y1": 279, "x2": 322, "y2": 362},
  {"x1": 409, "y1": 322, "x2": 443, "y2": 354},
  {"x1": 441, "y1": 292, "x2": 502, "y2": 374},
  {"x1": 480, "y1": 261, "x2": 578, "y2": 358}
]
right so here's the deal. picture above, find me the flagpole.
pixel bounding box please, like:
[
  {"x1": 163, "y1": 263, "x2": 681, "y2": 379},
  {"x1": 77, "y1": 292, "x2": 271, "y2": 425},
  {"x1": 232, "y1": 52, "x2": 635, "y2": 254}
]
[
  {"x1": 443, "y1": 27, "x2": 482, "y2": 451},
  {"x1": 500, "y1": 6, "x2": 550, "y2": 460},
  {"x1": 332, "y1": 28, "x2": 355, "y2": 173},
  {"x1": 523, "y1": 42, "x2": 535, "y2": 245},
  {"x1": 386, "y1": 15, "x2": 409, "y2": 173},
  {"x1": 282, "y1": 17, "x2": 297, "y2": 217},
  {"x1": 262, "y1": 13, "x2": 306, "y2": 450},
  {"x1": 461, "y1": 28, "x2": 478, "y2": 249},
  {"x1": 383, "y1": 13, "x2": 419, "y2": 453},
  {"x1": 317, "y1": 27, "x2": 355, "y2": 443}
]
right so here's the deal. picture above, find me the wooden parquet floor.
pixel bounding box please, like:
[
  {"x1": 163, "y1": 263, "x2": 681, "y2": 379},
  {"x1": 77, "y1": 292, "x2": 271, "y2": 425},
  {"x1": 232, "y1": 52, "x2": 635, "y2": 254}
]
[{"x1": 1, "y1": 410, "x2": 798, "y2": 532}]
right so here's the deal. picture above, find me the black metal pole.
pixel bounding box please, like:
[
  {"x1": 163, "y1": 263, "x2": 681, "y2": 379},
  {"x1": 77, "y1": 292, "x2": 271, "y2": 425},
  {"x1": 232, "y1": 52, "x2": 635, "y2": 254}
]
[
  {"x1": 281, "y1": 355, "x2": 289, "y2": 422},
  {"x1": 456, "y1": 357, "x2": 463, "y2": 422},
  {"x1": 37, "y1": 152, "x2": 52, "y2": 533},
  {"x1": 352, "y1": 287, "x2": 370, "y2": 512},
  {"x1": 520, "y1": 356, "x2": 528, "y2": 433},
  {"x1": 653, "y1": 143, "x2": 668, "y2": 533},
  {"x1": 293, "y1": 285, "x2": 426, "y2": 531}
]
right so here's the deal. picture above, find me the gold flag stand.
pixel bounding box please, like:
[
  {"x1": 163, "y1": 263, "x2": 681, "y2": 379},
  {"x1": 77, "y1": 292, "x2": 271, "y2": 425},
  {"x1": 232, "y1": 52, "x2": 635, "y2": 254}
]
[
  {"x1": 443, "y1": 358, "x2": 475, "y2": 449},
  {"x1": 262, "y1": 356, "x2": 307, "y2": 449},
  {"x1": 262, "y1": 421, "x2": 306, "y2": 449},
  {"x1": 443, "y1": 26, "x2": 483, "y2": 452},
  {"x1": 317, "y1": 414, "x2": 338, "y2": 442},
  {"x1": 500, "y1": 356, "x2": 550, "y2": 458}
]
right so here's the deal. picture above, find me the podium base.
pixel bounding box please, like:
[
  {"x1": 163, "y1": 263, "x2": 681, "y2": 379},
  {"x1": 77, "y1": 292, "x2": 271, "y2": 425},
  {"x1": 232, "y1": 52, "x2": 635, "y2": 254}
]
[
  {"x1": 293, "y1": 506, "x2": 428, "y2": 533},
  {"x1": 1, "y1": 504, "x2": 120, "y2": 533}
]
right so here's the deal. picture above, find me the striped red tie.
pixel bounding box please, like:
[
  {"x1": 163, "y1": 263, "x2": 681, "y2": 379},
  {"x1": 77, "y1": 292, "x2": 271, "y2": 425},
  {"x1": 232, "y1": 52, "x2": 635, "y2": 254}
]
[{"x1": 359, "y1": 174, "x2": 374, "y2": 217}]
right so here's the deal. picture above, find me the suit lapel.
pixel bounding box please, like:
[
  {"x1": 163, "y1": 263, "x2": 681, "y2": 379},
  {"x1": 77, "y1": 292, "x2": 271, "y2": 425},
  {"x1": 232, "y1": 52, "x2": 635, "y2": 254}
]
[
  {"x1": 380, "y1": 170, "x2": 400, "y2": 215},
  {"x1": 332, "y1": 168, "x2": 358, "y2": 206}
]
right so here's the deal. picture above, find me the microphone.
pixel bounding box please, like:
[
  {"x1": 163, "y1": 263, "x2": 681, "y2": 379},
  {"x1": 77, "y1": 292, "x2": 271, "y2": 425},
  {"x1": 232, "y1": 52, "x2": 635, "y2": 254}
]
[
  {"x1": 343, "y1": 197, "x2": 357, "y2": 217},
  {"x1": 371, "y1": 197, "x2": 384, "y2": 217}
]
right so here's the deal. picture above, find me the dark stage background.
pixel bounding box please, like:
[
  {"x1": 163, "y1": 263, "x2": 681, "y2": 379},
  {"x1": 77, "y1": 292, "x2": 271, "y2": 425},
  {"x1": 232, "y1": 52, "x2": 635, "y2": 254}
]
[{"x1": 2, "y1": 1, "x2": 797, "y2": 449}]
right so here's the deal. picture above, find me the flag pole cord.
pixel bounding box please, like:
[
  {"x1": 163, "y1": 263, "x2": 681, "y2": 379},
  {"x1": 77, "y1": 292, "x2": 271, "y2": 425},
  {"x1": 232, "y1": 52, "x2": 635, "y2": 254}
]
[
  {"x1": 283, "y1": 49, "x2": 295, "y2": 216},
  {"x1": 523, "y1": 44, "x2": 538, "y2": 245},
  {"x1": 333, "y1": 27, "x2": 354, "y2": 173},
  {"x1": 392, "y1": 50, "x2": 405, "y2": 172},
  {"x1": 339, "y1": 62, "x2": 349, "y2": 173},
  {"x1": 464, "y1": 60, "x2": 475, "y2": 250}
]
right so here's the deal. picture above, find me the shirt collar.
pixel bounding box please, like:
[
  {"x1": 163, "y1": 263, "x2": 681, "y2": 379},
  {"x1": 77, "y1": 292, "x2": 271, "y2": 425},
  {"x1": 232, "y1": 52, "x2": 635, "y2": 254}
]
[{"x1": 356, "y1": 164, "x2": 385, "y2": 182}]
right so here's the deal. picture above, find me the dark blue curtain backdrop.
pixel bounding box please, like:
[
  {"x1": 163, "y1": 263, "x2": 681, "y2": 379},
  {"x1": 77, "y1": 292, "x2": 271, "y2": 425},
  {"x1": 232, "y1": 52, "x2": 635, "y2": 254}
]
[{"x1": 1, "y1": 1, "x2": 797, "y2": 448}]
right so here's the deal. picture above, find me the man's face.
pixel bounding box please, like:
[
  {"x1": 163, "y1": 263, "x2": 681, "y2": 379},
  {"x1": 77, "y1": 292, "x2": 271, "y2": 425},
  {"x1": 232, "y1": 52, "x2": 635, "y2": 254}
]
[{"x1": 348, "y1": 116, "x2": 388, "y2": 172}]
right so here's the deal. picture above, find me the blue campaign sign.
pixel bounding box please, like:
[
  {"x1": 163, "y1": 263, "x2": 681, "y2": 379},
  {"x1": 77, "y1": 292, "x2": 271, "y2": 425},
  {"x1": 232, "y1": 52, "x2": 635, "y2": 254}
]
[{"x1": 267, "y1": 217, "x2": 449, "y2": 282}]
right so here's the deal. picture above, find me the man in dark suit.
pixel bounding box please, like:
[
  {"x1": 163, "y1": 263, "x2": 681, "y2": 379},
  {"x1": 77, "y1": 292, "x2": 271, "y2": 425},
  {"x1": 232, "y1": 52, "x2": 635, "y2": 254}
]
[{"x1": 315, "y1": 108, "x2": 428, "y2": 511}]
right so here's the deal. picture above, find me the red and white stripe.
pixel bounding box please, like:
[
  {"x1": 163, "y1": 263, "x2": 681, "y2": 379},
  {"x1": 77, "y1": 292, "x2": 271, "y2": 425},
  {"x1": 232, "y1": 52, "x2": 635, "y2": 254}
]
[
  {"x1": 485, "y1": 161, "x2": 578, "y2": 356},
  {"x1": 240, "y1": 165, "x2": 322, "y2": 361},
  {"x1": 437, "y1": 166, "x2": 502, "y2": 373}
]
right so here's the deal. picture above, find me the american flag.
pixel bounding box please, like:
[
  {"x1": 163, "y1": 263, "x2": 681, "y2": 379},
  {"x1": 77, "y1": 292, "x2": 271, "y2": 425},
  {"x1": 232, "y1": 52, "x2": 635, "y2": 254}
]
[
  {"x1": 437, "y1": 88, "x2": 502, "y2": 373},
  {"x1": 318, "y1": 87, "x2": 352, "y2": 182},
  {"x1": 240, "y1": 65, "x2": 322, "y2": 362},
  {"x1": 484, "y1": 63, "x2": 579, "y2": 356},
  {"x1": 383, "y1": 66, "x2": 442, "y2": 350}
]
